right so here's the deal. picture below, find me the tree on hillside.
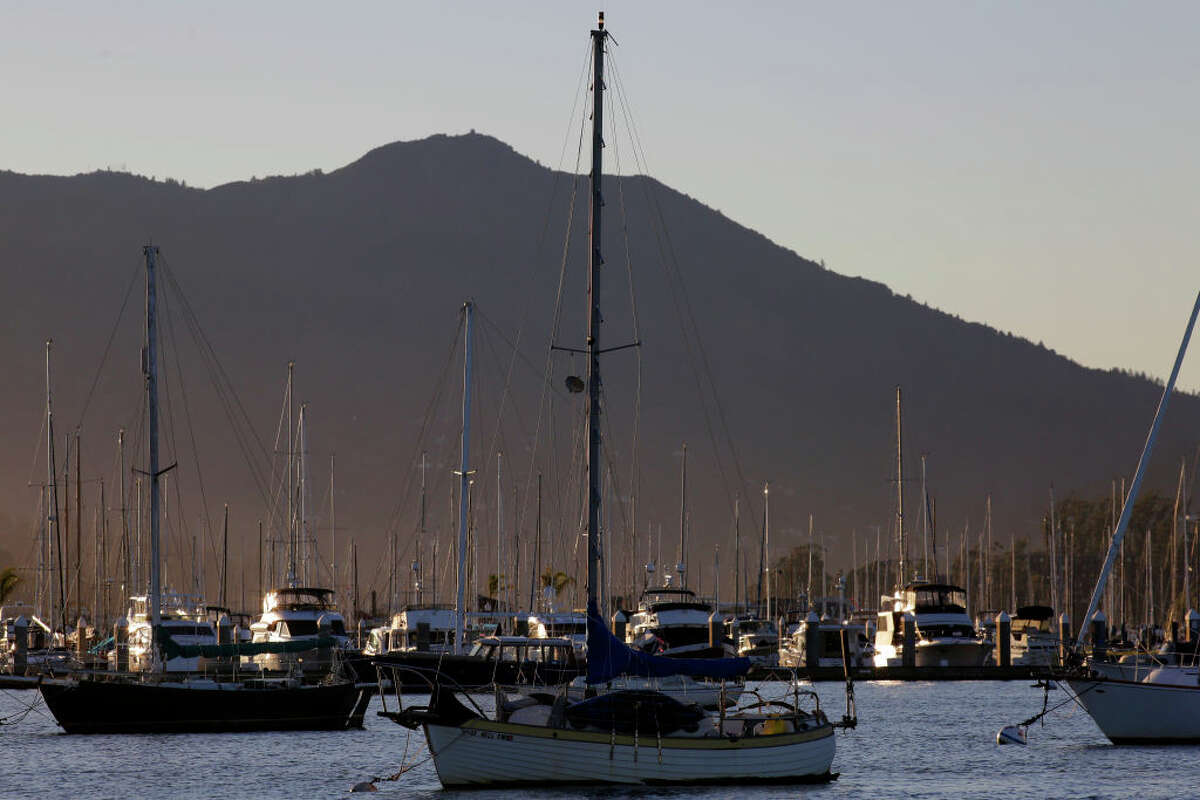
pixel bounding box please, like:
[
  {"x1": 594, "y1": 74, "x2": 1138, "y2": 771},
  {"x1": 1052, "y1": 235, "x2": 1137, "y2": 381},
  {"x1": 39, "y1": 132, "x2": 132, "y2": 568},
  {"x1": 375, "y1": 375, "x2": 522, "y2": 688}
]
[
  {"x1": 540, "y1": 569, "x2": 575, "y2": 598},
  {"x1": 0, "y1": 568, "x2": 18, "y2": 604},
  {"x1": 487, "y1": 573, "x2": 509, "y2": 598}
]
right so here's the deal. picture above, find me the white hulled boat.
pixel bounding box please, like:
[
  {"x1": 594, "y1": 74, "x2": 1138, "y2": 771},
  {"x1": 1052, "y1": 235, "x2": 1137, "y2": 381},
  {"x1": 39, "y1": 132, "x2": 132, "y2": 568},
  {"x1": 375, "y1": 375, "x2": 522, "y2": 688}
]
[
  {"x1": 628, "y1": 587, "x2": 733, "y2": 659},
  {"x1": 1041, "y1": 287, "x2": 1200, "y2": 744},
  {"x1": 250, "y1": 586, "x2": 352, "y2": 674},
  {"x1": 874, "y1": 582, "x2": 991, "y2": 667},
  {"x1": 528, "y1": 611, "x2": 587, "y2": 657},
  {"x1": 119, "y1": 593, "x2": 217, "y2": 673},
  {"x1": 365, "y1": 605, "x2": 457, "y2": 656},
  {"x1": 782, "y1": 616, "x2": 869, "y2": 669},
  {"x1": 1009, "y1": 605, "x2": 1058, "y2": 666},
  {"x1": 728, "y1": 616, "x2": 780, "y2": 666}
]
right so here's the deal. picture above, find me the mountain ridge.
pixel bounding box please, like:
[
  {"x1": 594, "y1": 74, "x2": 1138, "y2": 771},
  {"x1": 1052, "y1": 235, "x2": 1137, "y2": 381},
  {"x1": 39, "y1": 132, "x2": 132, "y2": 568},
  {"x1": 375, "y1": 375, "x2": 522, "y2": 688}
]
[{"x1": 0, "y1": 131, "x2": 1194, "y2": 603}]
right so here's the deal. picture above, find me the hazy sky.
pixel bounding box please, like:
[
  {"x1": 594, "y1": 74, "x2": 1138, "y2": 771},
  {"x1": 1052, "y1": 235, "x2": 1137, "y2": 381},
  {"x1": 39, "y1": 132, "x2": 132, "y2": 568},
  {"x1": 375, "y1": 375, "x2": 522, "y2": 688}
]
[{"x1": 4, "y1": 1, "x2": 1198, "y2": 391}]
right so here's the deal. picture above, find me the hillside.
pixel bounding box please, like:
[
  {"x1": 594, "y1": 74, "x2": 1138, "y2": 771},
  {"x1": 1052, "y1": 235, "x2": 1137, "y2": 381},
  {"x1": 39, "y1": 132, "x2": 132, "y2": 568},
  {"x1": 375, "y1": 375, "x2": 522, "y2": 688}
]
[{"x1": 0, "y1": 132, "x2": 1195, "y2": 603}]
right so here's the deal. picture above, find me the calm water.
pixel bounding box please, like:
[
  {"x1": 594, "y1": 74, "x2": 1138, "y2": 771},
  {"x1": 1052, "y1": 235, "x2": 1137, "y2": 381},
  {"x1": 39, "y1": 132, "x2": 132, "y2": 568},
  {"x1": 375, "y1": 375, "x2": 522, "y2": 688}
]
[{"x1": 1, "y1": 680, "x2": 1192, "y2": 800}]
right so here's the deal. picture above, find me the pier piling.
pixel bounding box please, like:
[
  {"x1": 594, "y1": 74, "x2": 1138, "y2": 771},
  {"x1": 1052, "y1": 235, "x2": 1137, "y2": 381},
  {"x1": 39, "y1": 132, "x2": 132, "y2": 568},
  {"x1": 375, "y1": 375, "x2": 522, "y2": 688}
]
[
  {"x1": 12, "y1": 616, "x2": 27, "y2": 676},
  {"x1": 996, "y1": 611, "x2": 1011, "y2": 667},
  {"x1": 805, "y1": 611, "x2": 821, "y2": 670},
  {"x1": 902, "y1": 613, "x2": 916, "y2": 668}
]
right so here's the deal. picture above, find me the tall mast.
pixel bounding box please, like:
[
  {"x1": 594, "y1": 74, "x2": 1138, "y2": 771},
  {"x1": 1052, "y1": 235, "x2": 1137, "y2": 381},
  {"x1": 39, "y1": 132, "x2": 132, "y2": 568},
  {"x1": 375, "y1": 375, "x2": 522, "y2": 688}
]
[
  {"x1": 95, "y1": 480, "x2": 105, "y2": 626},
  {"x1": 920, "y1": 453, "x2": 928, "y2": 580},
  {"x1": 763, "y1": 482, "x2": 771, "y2": 621},
  {"x1": 144, "y1": 244, "x2": 163, "y2": 646},
  {"x1": 298, "y1": 402, "x2": 310, "y2": 584},
  {"x1": 985, "y1": 494, "x2": 993, "y2": 609},
  {"x1": 330, "y1": 454, "x2": 336, "y2": 600},
  {"x1": 895, "y1": 385, "x2": 906, "y2": 588},
  {"x1": 733, "y1": 498, "x2": 740, "y2": 613},
  {"x1": 676, "y1": 443, "x2": 687, "y2": 587},
  {"x1": 496, "y1": 451, "x2": 503, "y2": 608},
  {"x1": 221, "y1": 503, "x2": 229, "y2": 607},
  {"x1": 46, "y1": 339, "x2": 65, "y2": 633},
  {"x1": 584, "y1": 11, "x2": 608, "y2": 612},
  {"x1": 807, "y1": 513, "x2": 813, "y2": 606},
  {"x1": 118, "y1": 429, "x2": 129, "y2": 611},
  {"x1": 75, "y1": 429, "x2": 82, "y2": 624},
  {"x1": 530, "y1": 473, "x2": 542, "y2": 612},
  {"x1": 417, "y1": 451, "x2": 425, "y2": 604},
  {"x1": 454, "y1": 301, "x2": 475, "y2": 653},
  {"x1": 285, "y1": 361, "x2": 296, "y2": 587},
  {"x1": 512, "y1": 480, "x2": 520, "y2": 612},
  {"x1": 1048, "y1": 485, "x2": 1059, "y2": 614}
]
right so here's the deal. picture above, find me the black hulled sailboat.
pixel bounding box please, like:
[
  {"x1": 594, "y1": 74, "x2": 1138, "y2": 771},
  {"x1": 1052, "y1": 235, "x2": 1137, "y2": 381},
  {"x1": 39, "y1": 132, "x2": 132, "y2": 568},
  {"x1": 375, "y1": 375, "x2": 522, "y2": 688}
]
[{"x1": 38, "y1": 245, "x2": 363, "y2": 734}]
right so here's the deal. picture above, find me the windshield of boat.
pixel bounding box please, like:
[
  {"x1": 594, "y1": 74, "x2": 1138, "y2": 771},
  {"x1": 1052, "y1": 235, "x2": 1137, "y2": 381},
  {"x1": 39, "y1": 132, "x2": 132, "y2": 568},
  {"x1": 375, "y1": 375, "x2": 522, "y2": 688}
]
[
  {"x1": 162, "y1": 623, "x2": 213, "y2": 637},
  {"x1": 282, "y1": 620, "x2": 319, "y2": 637},
  {"x1": 910, "y1": 587, "x2": 967, "y2": 613}
]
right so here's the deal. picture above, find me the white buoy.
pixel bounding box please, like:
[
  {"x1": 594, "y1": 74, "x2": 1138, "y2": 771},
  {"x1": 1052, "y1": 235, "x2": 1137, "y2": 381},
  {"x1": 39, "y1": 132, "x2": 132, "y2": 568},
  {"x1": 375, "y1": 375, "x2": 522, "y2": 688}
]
[{"x1": 996, "y1": 724, "x2": 1027, "y2": 745}]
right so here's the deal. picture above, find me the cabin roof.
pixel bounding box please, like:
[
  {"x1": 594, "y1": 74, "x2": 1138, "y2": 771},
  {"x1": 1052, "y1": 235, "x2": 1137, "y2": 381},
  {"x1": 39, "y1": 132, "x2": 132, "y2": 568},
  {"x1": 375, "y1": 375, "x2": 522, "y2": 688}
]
[
  {"x1": 1015, "y1": 604, "x2": 1055, "y2": 620},
  {"x1": 641, "y1": 588, "x2": 698, "y2": 598},
  {"x1": 904, "y1": 582, "x2": 967, "y2": 593},
  {"x1": 269, "y1": 587, "x2": 334, "y2": 596}
]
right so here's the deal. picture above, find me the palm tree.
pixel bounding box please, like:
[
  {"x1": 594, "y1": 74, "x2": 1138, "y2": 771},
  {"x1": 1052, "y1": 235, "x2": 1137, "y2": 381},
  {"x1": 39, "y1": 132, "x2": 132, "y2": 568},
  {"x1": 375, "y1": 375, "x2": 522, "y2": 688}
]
[
  {"x1": 487, "y1": 573, "x2": 509, "y2": 598},
  {"x1": 540, "y1": 568, "x2": 576, "y2": 598},
  {"x1": 0, "y1": 568, "x2": 19, "y2": 604}
]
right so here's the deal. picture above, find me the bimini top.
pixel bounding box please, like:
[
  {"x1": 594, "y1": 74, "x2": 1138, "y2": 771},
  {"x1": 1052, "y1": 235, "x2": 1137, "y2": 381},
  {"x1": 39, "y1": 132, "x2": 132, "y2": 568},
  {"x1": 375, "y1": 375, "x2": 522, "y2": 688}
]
[
  {"x1": 641, "y1": 588, "x2": 700, "y2": 600},
  {"x1": 1015, "y1": 605, "x2": 1055, "y2": 621},
  {"x1": 262, "y1": 587, "x2": 338, "y2": 614},
  {"x1": 903, "y1": 582, "x2": 967, "y2": 592},
  {"x1": 902, "y1": 583, "x2": 967, "y2": 614},
  {"x1": 639, "y1": 587, "x2": 711, "y2": 613},
  {"x1": 586, "y1": 600, "x2": 748, "y2": 685}
]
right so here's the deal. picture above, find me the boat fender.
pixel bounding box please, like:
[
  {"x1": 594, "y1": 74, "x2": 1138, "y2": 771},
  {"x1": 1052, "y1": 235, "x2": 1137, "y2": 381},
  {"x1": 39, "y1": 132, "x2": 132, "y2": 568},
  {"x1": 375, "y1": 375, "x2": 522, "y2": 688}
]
[{"x1": 996, "y1": 724, "x2": 1027, "y2": 745}]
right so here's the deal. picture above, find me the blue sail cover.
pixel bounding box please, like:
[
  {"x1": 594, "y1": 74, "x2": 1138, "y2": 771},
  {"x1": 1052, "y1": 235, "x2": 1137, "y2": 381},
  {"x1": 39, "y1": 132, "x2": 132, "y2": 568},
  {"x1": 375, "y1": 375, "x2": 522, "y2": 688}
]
[{"x1": 586, "y1": 600, "x2": 751, "y2": 685}]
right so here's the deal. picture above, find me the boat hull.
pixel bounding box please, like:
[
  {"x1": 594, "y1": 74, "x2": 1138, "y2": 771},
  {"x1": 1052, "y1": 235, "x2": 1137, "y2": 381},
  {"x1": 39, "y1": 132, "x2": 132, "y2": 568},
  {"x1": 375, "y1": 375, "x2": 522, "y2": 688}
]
[
  {"x1": 423, "y1": 718, "x2": 836, "y2": 787},
  {"x1": 1068, "y1": 676, "x2": 1200, "y2": 744},
  {"x1": 913, "y1": 639, "x2": 990, "y2": 668},
  {"x1": 372, "y1": 651, "x2": 582, "y2": 691},
  {"x1": 38, "y1": 677, "x2": 364, "y2": 734}
]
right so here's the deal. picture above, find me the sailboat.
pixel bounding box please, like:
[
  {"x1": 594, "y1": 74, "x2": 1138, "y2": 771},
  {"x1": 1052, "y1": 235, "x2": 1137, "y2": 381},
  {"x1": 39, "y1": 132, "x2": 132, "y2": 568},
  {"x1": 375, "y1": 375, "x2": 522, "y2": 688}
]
[
  {"x1": 370, "y1": 302, "x2": 584, "y2": 692},
  {"x1": 38, "y1": 245, "x2": 364, "y2": 734},
  {"x1": 1041, "y1": 288, "x2": 1200, "y2": 744},
  {"x1": 874, "y1": 388, "x2": 990, "y2": 668},
  {"x1": 377, "y1": 14, "x2": 842, "y2": 786}
]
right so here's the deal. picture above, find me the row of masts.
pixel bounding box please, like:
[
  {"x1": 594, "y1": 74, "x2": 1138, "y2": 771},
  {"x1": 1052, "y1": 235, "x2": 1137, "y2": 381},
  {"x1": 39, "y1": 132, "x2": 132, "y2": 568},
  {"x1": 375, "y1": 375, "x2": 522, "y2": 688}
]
[
  {"x1": 21, "y1": 246, "x2": 1196, "y2": 642},
  {"x1": 24, "y1": 371, "x2": 1200, "y2": 644}
]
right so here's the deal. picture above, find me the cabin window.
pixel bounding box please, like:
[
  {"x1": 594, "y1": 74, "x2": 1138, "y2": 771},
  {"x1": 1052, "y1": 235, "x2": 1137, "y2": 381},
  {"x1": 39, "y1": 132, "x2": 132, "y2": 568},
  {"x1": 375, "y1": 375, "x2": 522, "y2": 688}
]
[
  {"x1": 164, "y1": 624, "x2": 210, "y2": 637},
  {"x1": 282, "y1": 620, "x2": 320, "y2": 637}
]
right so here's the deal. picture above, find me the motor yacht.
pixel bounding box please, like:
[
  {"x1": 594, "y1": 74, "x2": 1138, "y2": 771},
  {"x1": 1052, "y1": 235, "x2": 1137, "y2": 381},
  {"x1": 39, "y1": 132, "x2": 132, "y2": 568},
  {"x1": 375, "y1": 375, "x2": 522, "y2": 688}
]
[
  {"x1": 365, "y1": 605, "x2": 457, "y2": 656},
  {"x1": 873, "y1": 582, "x2": 991, "y2": 667},
  {"x1": 1009, "y1": 605, "x2": 1058, "y2": 666},
  {"x1": 250, "y1": 586, "x2": 353, "y2": 675},
  {"x1": 781, "y1": 616, "x2": 869, "y2": 669},
  {"x1": 528, "y1": 611, "x2": 587, "y2": 657},
  {"x1": 627, "y1": 588, "x2": 733, "y2": 659},
  {"x1": 727, "y1": 616, "x2": 780, "y2": 666}
]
